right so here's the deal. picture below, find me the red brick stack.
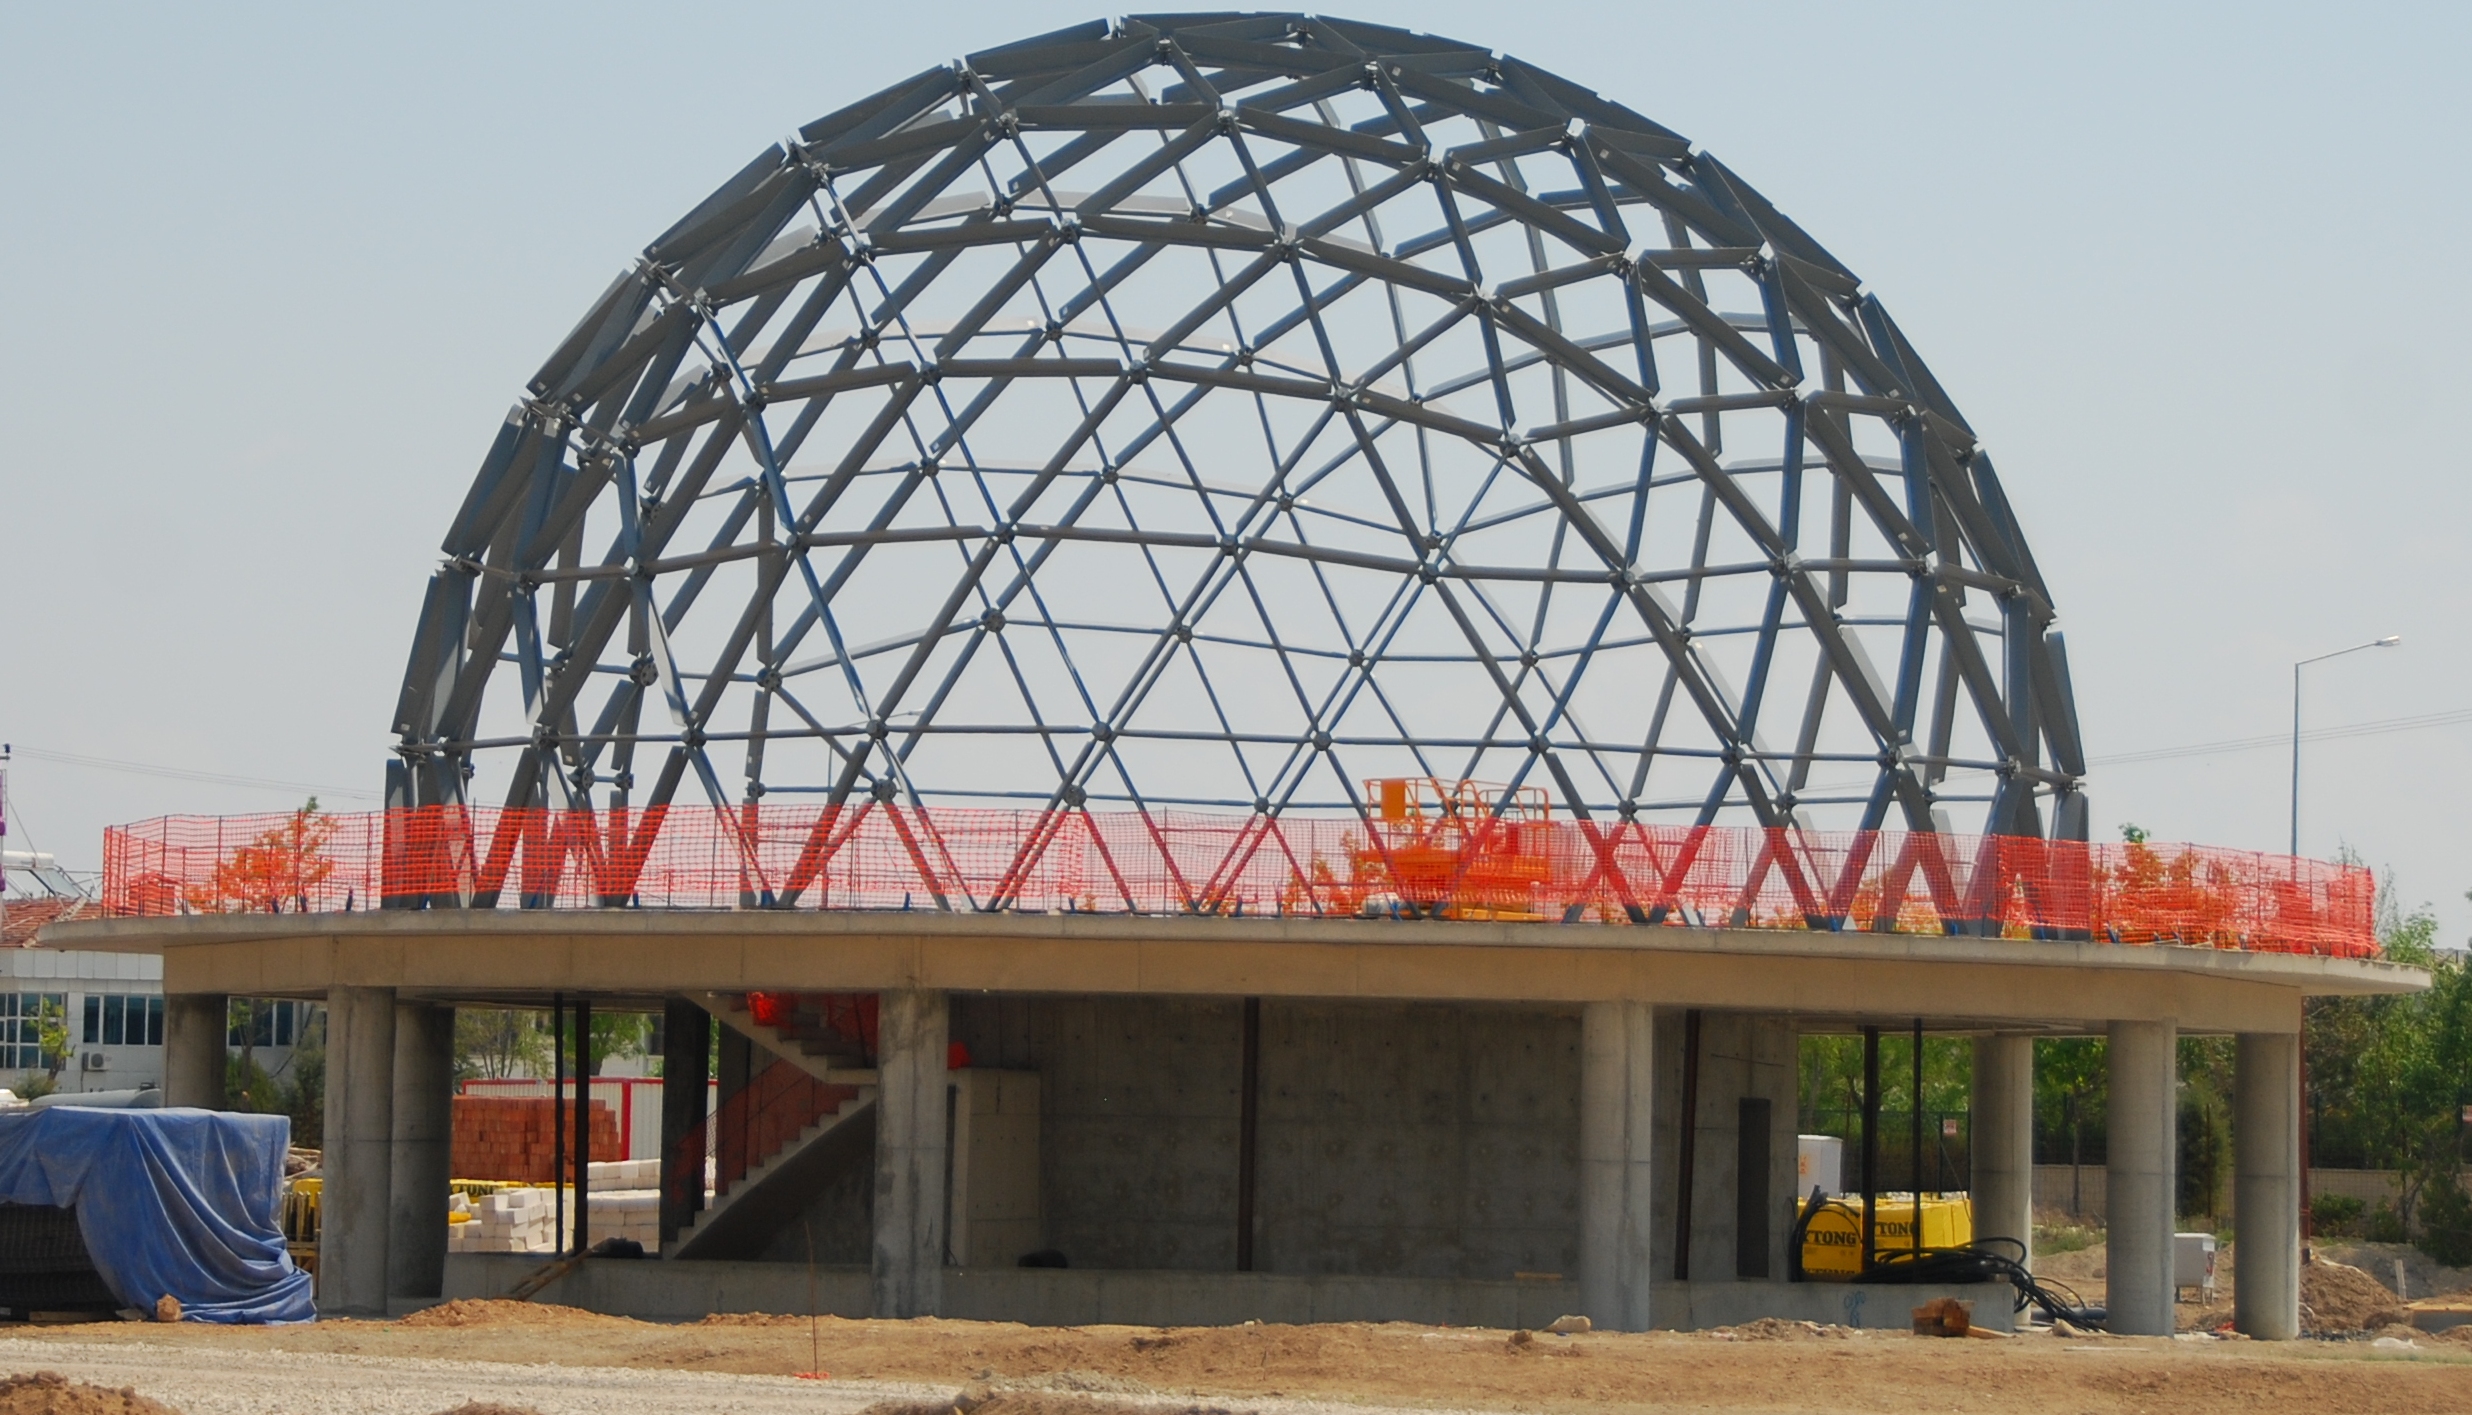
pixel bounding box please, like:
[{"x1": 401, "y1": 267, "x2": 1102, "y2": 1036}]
[{"x1": 450, "y1": 1097, "x2": 623, "y2": 1182}]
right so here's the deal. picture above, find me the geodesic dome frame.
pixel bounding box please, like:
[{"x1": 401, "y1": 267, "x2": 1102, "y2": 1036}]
[{"x1": 389, "y1": 12, "x2": 2088, "y2": 860}]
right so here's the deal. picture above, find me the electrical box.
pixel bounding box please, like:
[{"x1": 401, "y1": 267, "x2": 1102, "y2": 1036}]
[
  {"x1": 2174, "y1": 1232, "x2": 2217, "y2": 1302},
  {"x1": 1795, "y1": 1134, "x2": 1843, "y2": 1195}
]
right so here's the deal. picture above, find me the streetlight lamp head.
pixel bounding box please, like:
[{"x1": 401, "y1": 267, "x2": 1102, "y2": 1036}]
[{"x1": 2377, "y1": 635, "x2": 2402, "y2": 646}]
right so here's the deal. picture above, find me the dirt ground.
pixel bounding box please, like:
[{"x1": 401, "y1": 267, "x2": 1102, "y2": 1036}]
[
  {"x1": 2033, "y1": 1240, "x2": 2440, "y2": 1335},
  {"x1": 0, "y1": 1370, "x2": 178, "y2": 1415},
  {"x1": 7, "y1": 1300, "x2": 2472, "y2": 1415}
]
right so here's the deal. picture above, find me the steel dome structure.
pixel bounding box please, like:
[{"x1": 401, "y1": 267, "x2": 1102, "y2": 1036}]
[{"x1": 389, "y1": 12, "x2": 2088, "y2": 858}]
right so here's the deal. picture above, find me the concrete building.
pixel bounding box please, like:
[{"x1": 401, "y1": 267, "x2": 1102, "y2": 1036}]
[{"x1": 46, "y1": 908, "x2": 2419, "y2": 1336}]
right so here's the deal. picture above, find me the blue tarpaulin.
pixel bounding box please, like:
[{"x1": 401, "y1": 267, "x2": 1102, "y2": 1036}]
[{"x1": 0, "y1": 1106, "x2": 314, "y2": 1323}]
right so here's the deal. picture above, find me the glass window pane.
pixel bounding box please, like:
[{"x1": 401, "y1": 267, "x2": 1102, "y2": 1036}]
[
  {"x1": 83, "y1": 996, "x2": 99, "y2": 1045},
  {"x1": 147, "y1": 997, "x2": 164, "y2": 1047},
  {"x1": 103, "y1": 996, "x2": 123, "y2": 1047}
]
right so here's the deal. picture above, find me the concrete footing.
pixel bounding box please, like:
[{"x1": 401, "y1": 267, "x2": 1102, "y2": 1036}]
[
  {"x1": 162, "y1": 993, "x2": 226, "y2": 1109},
  {"x1": 1578, "y1": 1000, "x2": 1655, "y2": 1331},
  {"x1": 1971, "y1": 1034, "x2": 2034, "y2": 1268},
  {"x1": 2105, "y1": 1018, "x2": 2177, "y2": 1335},
  {"x1": 2234, "y1": 1030, "x2": 2301, "y2": 1339},
  {"x1": 872, "y1": 988, "x2": 949, "y2": 1318},
  {"x1": 387, "y1": 1001, "x2": 454, "y2": 1304},
  {"x1": 321, "y1": 985, "x2": 397, "y2": 1317}
]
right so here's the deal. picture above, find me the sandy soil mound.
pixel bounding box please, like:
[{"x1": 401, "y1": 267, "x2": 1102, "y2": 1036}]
[
  {"x1": 1704, "y1": 1319, "x2": 1858, "y2": 1341},
  {"x1": 2305, "y1": 1259, "x2": 2413, "y2": 1332},
  {"x1": 0, "y1": 1372, "x2": 180, "y2": 1415},
  {"x1": 2032, "y1": 1242, "x2": 2105, "y2": 1280},
  {"x1": 2319, "y1": 1242, "x2": 2472, "y2": 1301},
  {"x1": 400, "y1": 1301, "x2": 638, "y2": 1330}
]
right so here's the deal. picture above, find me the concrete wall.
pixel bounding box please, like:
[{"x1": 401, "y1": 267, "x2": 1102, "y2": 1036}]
[
  {"x1": 949, "y1": 996, "x2": 1583, "y2": 1282},
  {"x1": 949, "y1": 1069, "x2": 1042, "y2": 1268},
  {"x1": 752, "y1": 1136, "x2": 873, "y2": 1266},
  {"x1": 2033, "y1": 1164, "x2": 2401, "y2": 1225},
  {"x1": 1255, "y1": 1002, "x2": 1578, "y2": 1281},
  {"x1": 1032, "y1": 996, "x2": 1243, "y2": 1271},
  {"x1": 1651, "y1": 1011, "x2": 1797, "y2": 1285}
]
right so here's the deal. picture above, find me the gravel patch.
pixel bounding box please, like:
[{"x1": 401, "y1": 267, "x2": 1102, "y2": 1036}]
[
  {"x1": 0, "y1": 1340, "x2": 1500, "y2": 1415},
  {"x1": 0, "y1": 1339, "x2": 945, "y2": 1415}
]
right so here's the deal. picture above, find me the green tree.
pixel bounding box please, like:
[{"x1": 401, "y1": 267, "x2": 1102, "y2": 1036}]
[
  {"x1": 1796, "y1": 1032, "x2": 1971, "y2": 1190},
  {"x1": 2035, "y1": 1037, "x2": 2105, "y2": 1217},
  {"x1": 283, "y1": 1007, "x2": 325, "y2": 1149},
  {"x1": 32, "y1": 999, "x2": 67, "y2": 1076},
  {"x1": 455, "y1": 1009, "x2": 551, "y2": 1082},
  {"x1": 2178, "y1": 1035, "x2": 2235, "y2": 1224},
  {"x1": 560, "y1": 1011, "x2": 650, "y2": 1077},
  {"x1": 2298, "y1": 873, "x2": 2472, "y2": 1260}
]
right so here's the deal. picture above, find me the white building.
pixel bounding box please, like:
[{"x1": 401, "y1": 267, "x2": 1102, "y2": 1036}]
[{"x1": 0, "y1": 940, "x2": 312, "y2": 1098}]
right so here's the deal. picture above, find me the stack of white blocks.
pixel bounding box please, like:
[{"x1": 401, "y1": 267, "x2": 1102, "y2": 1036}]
[
  {"x1": 588, "y1": 1158, "x2": 660, "y2": 1189},
  {"x1": 584, "y1": 1158, "x2": 661, "y2": 1251},
  {"x1": 442, "y1": 1159, "x2": 671, "y2": 1255},
  {"x1": 448, "y1": 1188, "x2": 566, "y2": 1254}
]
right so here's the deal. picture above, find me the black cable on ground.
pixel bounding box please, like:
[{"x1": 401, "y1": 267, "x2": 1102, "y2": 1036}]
[{"x1": 1863, "y1": 1235, "x2": 2106, "y2": 1329}]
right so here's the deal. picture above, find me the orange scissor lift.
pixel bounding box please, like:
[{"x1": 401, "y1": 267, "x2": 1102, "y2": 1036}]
[{"x1": 1350, "y1": 777, "x2": 1557, "y2": 921}]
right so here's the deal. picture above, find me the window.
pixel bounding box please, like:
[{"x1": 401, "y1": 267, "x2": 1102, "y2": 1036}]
[
  {"x1": 227, "y1": 999, "x2": 298, "y2": 1049},
  {"x1": 88, "y1": 995, "x2": 167, "y2": 1048},
  {"x1": 0, "y1": 995, "x2": 65, "y2": 1071}
]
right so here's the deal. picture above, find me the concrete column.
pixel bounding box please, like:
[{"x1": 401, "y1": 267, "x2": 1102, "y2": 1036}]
[
  {"x1": 162, "y1": 994, "x2": 227, "y2": 1109},
  {"x1": 2234, "y1": 1031, "x2": 2301, "y2": 1340},
  {"x1": 1579, "y1": 1001, "x2": 1656, "y2": 1331},
  {"x1": 658, "y1": 998, "x2": 712, "y2": 1246},
  {"x1": 2106, "y1": 1019, "x2": 2177, "y2": 1335},
  {"x1": 320, "y1": 986, "x2": 397, "y2": 1318},
  {"x1": 1970, "y1": 1034, "x2": 2035, "y2": 1269},
  {"x1": 387, "y1": 1002, "x2": 455, "y2": 1305},
  {"x1": 872, "y1": 989, "x2": 948, "y2": 1319}
]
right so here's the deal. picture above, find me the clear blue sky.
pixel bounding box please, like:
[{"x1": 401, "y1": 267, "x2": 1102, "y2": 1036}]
[{"x1": 4, "y1": 3, "x2": 2467, "y2": 937}]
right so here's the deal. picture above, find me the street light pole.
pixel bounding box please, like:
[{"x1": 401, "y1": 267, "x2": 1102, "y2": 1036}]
[
  {"x1": 2290, "y1": 636, "x2": 2401, "y2": 858},
  {"x1": 2286, "y1": 633, "x2": 2398, "y2": 1263}
]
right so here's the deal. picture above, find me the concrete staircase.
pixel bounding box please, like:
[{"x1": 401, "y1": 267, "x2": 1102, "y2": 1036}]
[
  {"x1": 697, "y1": 990, "x2": 880, "y2": 1087},
  {"x1": 663, "y1": 993, "x2": 879, "y2": 1260}
]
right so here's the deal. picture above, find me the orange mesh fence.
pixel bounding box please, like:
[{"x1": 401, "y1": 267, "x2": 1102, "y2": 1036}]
[{"x1": 99, "y1": 805, "x2": 2378, "y2": 957}]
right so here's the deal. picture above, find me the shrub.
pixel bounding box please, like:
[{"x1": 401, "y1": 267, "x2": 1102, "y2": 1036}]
[
  {"x1": 2311, "y1": 1192, "x2": 2366, "y2": 1238},
  {"x1": 2418, "y1": 1174, "x2": 2472, "y2": 1268},
  {"x1": 2367, "y1": 1199, "x2": 2409, "y2": 1244}
]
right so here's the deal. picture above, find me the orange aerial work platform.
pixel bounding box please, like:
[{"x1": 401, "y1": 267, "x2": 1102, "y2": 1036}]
[{"x1": 1350, "y1": 778, "x2": 1557, "y2": 922}]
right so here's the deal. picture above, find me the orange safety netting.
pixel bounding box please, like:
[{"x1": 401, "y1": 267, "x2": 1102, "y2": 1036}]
[{"x1": 97, "y1": 804, "x2": 2379, "y2": 957}]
